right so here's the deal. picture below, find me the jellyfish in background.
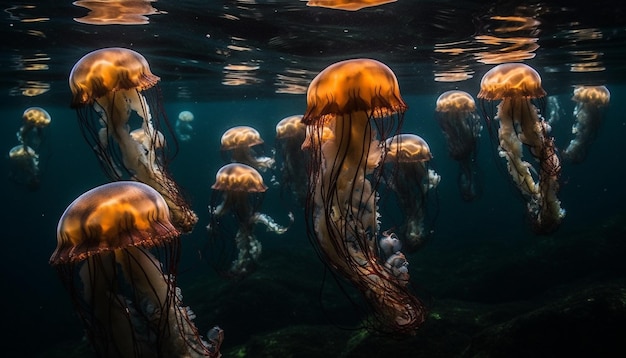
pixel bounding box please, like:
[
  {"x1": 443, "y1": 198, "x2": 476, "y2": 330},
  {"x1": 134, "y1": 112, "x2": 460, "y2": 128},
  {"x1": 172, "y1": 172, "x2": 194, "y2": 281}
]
[
  {"x1": 8, "y1": 144, "x2": 40, "y2": 190},
  {"x1": 307, "y1": 0, "x2": 397, "y2": 11},
  {"x1": 435, "y1": 90, "x2": 483, "y2": 201},
  {"x1": 18, "y1": 106, "x2": 51, "y2": 149},
  {"x1": 176, "y1": 110, "x2": 194, "y2": 142},
  {"x1": 220, "y1": 125, "x2": 275, "y2": 172},
  {"x1": 477, "y1": 62, "x2": 565, "y2": 234},
  {"x1": 563, "y1": 85, "x2": 610, "y2": 164},
  {"x1": 207, "y1": 163, "x2": 293, "y2": 278},
  {"x1": 383, "y1": 134, "x2": 440, "y2": 252},
  {"x1": 69, "y1": 47, "x2": 198, "y2": 233},
  {"x1": 274, "y1": 114, "x2": 308, "y2": 203},
  {"x1": 302, "y1": 58, "x2": 426, "y2": 335},
  {"x1": 49, "y1": 181, "x2": 223, "y2": 358}
]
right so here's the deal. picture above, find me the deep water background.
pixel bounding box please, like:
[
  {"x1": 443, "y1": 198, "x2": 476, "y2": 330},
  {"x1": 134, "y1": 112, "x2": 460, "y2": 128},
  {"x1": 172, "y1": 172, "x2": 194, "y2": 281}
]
[{"x1": 2, "y1": 85, "x2": 625, "y2": 356}]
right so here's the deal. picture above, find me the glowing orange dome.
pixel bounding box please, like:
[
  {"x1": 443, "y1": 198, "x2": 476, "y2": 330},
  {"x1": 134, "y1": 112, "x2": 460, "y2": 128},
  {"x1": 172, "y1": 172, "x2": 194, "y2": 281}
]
[
  {"x1": 307, "y1": 0, "x2": 397, "y2": 11},
  {"x1": 69, "y1": 47, "x2": 160, "y2": 107},
  {"x1": 436, "y1": 90, "x2": 476, "y2": 112},
  {"x1": 221, "y1": 126, "x2": 264, "y2": 150},
  {"x1": 275, "y1": 115, "x2": 305, "y2": 139},
  {"x1": 385, "y1": 134, "x2": 432, "y2": 162},
  {"x1": 22, "y1": 107, "x2": 51, "y2": 128},
  {"x1": 51, "y1": 181, "x2": 180, "y2": 265},
  {"x1": 572, "y1": 85, "x2": 610, "y2": 106},
  {"x1": 477, "y1": 63, "x2": 546, "y2": 100},
  {"x1": 303, "y1": 58, "x2": 407, "y2": 124},
  {"x1": 211, "y1": 163, "x2": 267, "y2": 192}
]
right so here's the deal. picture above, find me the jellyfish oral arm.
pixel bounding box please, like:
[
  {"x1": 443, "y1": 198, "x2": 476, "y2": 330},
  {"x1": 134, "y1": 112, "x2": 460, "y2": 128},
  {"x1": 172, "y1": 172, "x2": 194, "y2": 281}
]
[{"x1": 251, "y1": 211, "x2": 295, "y2": 234}]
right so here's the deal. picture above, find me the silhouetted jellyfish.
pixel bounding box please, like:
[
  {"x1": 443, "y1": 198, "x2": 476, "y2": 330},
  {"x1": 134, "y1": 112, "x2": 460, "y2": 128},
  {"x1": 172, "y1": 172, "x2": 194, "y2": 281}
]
[
  {"x1": 68, "y1": 47, "x2": 197, "y2": 233},
  {"x1": 207, "y1": 163, "x2": 293, "y2": 278},
  {"x1": 176, "y1": 110, "x2": 194, "y2": 142},
  {"x1": 8, "y1": 144, "x2": 40, "y2": 190},
  {"x1": 478, "y1": 62, "x2": 565, "y2": 234},
  {"x1": 302, "y1": 58, "x2": 426, "y2": 335},
  {"x1": 274, "y1": 114, "x2": 308, "y2": 203},
  {"x1": 383, "y1": 134, "x2": 440, "y2": 252},
  {"x1": 50, "y1": 181, "x2": 223, "y2": 358},
  {"x1": 435, "y1": 90, "x2": 483, "y2": 201},
  {"x1": 563, "y1": 85, "x2": 610, "y2": 164},
  {"x1": 18, "y1": 106, "x2": 51, "y2": 150},
  {"x1": 307, "y1": 0, "x2": 397, "y2": 11},
  {"x1": 220, "y1": 125, "x2": 275, "y2": 172}
]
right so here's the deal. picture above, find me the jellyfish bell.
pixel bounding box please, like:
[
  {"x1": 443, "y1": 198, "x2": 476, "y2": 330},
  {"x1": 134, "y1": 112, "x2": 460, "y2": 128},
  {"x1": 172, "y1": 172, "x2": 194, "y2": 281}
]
[
  {"x1": 68, "y1": 47, "x2": 197, "y2": 233},
  {"x1": 307, "y1": 0, "x2": 397, "y2": 11},
  {"x1": 477, "y1": 63, "x2": 546, "y2": 101},
  {"x1": 220, "y1": 125, "x2": 275, "y2": 171},
  {"x1": 275, "y1": 114, "x2": 305, "y2": 140},
  {"x1": 50, "y1": 181, "x2": 219, "y2": 357},
  {"x1": 275, "y1": 115, "x2": 308, "y2": 203},
  {"x1": 18, "y1": 106, "x2": 51, "y2": 149},
  {"x1": 176, "y1": 110, "x2": 195, "y2": 141},
  {"x1": 8, "y1": 144, "x2": 40, "y2": 190},
  {"x1": 385, "y1": 133, "x2": 433, "y2": 163}
]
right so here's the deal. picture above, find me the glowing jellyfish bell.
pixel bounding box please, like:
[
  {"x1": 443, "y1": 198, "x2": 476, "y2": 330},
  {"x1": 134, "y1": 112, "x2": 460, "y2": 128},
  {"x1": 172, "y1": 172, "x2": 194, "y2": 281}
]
[
  {"x1": 18, "y1": 107, "x2": 51, "y2": 149},
  {"x1": 176, "y1": 110, "x2": 195, "y2": 141},
  {"x1": 307, "y1": 0, "x2": 397, "y2": 11},
  {"x1": 50, "y1": 181, "x2": 221, "y2": 357},
  {"x1": 220, "y1": 125, "x2": 275, "y2": 171},
  {"x1": 8, "y1": 144, "x2": 40, "y2": 190}
]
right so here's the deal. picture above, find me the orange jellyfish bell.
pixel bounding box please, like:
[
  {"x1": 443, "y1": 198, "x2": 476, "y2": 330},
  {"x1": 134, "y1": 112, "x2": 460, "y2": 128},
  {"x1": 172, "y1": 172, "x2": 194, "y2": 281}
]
[
  {"x1": 220, "y1": 126, "x2": 264, "y2": 150},
  {"x1": 275, "y1": 115, "x2": 305, "y2": 139},
  {"x1": 477, "y1": 62, "x2": 546, "y2": 100},
  {"x1": 386, "y1": 134, "x2": 433, "y2": 162},
  {"x1": 572, "y1": 85, "x2": 611, "y2": 106},
  {"x1": 303, "y1": 58, "x2": 407, "y2": 124},
  {"x1": 50, "y1": 181, "x2": 179, "y2": 265},
  {"x1": 22, "y1": 107, "x2": 51, "y2": 128},
  {"x1": 69, "y1": 47, "x2": 160, "y2": 107},
  {"x1": 307, "y1": 0, "x2": 397, "y2": 11},
  {"x1": 212, "y1": 163, "x2": 268, "y2": 193},
  {"x1": 436, "y1": 90, "x2": 477, "y2": 113}
]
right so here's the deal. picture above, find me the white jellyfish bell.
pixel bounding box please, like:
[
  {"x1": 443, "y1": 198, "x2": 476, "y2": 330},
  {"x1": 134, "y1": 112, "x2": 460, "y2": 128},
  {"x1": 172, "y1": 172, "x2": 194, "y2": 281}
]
[{"x1": 175, "y1": 110, "x2": 195, "y2": 141}]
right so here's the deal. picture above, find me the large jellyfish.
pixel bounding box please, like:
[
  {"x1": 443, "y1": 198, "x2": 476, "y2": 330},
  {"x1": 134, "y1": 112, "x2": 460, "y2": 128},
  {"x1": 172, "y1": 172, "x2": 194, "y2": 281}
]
[
  {"x1": 68, "y1": 47, "x2": 198, "y2": 233},
  {"x1": 302, "y1": 58, "x2": 426, "y2": 335},
  {"x1": 435, "y1": 90, "x2": 483, "y2": 201},
  {"x1": 207, "y1": 163, "x2": 292, "y2": 278},
  {"x1": 383, "y1": 134, "x2": 440, "y2": 252},
  {"x1": 274, "y1": 114, "x2": 308, "y2": 204},
  {"x1": 175, "y1": 110, "x2": 194, "y2": 142},
  {"x1": 18, "y1": 106, "x2": 51, "y2": 150},
  {"x1": 8, "y1": 144, "x2": 40, "y2": 190},
  {"x1": 477, "y1": 62, "x2": 565, "y2": 234},
  {"x1": 563, "y1": 85, "x2": 610, "y2": 164},
  {"x1": 50, "y1": 181, "x2": 223, "y2": 358},
  {"x1": 220, "y1": 125, "x2": 275, "y2": 172}
]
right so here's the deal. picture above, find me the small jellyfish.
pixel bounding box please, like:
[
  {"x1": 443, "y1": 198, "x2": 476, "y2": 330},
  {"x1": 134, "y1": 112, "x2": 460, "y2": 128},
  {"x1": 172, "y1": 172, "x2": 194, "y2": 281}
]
[
  {"x1": 563, "y1": 85, "x2": 610, "y2": 164},
  {"x1": 18, "y1": 106, "x2": 51, "y2": 150},
  {"x1": 478, "y1": 62, "x2": 565, "y2": 234},
  {"x1": 68, "y1": 47, "x2": 198, "y2": 232},
  {"x1": 50, "y1": 181, "x2": 222, "y2": 357},
  {"x1": 274, "y1": 114, "x2": 308, "y2": 203},
  {"x1": 220, "y1": 125, "x2": 275, "y2": 171},
  {"x1": 307, "y1": 0, "x2": 397, "y2": 11},
  {"x1": 176, "y1": 110, "x2": 195, "y2": 142},
  {"x1": 435, "y1": 90, "x2": 483, "y2": 201},
  {"x1": 206, "y1": 163, "x2": 292, "y2": 278},
  {"x1": 8, "y1": 144, "x2": 40, "y2": 191}
]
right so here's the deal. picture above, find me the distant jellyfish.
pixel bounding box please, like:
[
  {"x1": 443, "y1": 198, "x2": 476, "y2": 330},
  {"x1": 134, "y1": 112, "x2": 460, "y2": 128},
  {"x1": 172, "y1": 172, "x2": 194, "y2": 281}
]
[
  {"x1": 274, "y1": 114, "x2": 308, "y2": 204},
  {"x1": 18, "y1": 106, "x2": 51, "y2": 150},
  {"x1": 383, "y1": 134, "x2": 440, "y2": 252},
  {"x1": 8, "y1": 144, "x2": 40, "y2": 191},
  {"x1": 563, "y1": 85, "x2": 610, "y2": 164},
  {"x1": 435, "y1": 90, "x2": 483, "y2": 201},
  {"x1": 220, "y1": 125, "x2": 275, "y2": 171},
  {"x1": 302, "y1": 58, "x2": 426, "y2": 335},
  {"x1": 68, "y1": 47, "x2": 198, "y2": 232},
  {"x1": 176, "y1": 110, "x2": 195, "y2": 142},
  {"x1": 50, "y1": 181, "x2": 222, "y2": 357},
  {"x1": 206, "y1": 163, "x2": 292, "y2": 278},
  {"x1": 478, "y1": 63, "x2": 565, "y2": 234},
  {"x1": 307, "y1": 0, "x2": 397, "y2": 11}
]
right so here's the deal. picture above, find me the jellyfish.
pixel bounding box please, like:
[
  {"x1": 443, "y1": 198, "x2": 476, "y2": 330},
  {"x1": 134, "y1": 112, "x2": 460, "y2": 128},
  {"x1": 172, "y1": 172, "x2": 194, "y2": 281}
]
[
  {"x1": 383, "y1": 134, "x2": 440, "y2": 252},
  {"x1": 306, "y1": 0, "x2": 397, "y2": 11},
  {"x1": 49, "y1": 181, "x2": 222, "y2": 358},
  {"x1": 206, "y1": 163, "x2": 293, "y2": 278},
  {"x1": 274, "y1": 114, "x2": 308, "y2": 203},
  {"x1": 220, "y1": 125, "x2": 275, "y2": 172},
  {"x1": 68, "y1": 47, "x2": 198, "y2": 233},
  {"x1": 302, "y1": 58, "x2": 426, "y2": 335},
  {"x1": 8, "y1": 144, "x2": 40, "y2": 190},
  {"x1": 18, "y1": 106, "x2": 51, "y2": 150},
  {"x1": 175, "y1": 110, "x2": 194, "y2": 142},
  {"x1": 477, "y1": 62, "x2": 565, "y2": 234},
  {"x1": 435, "y1": 90, "x2": 483, "y2": 201},
  {"x1": 563, "y1": 85, "x2": 610, "y2": 164}
]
